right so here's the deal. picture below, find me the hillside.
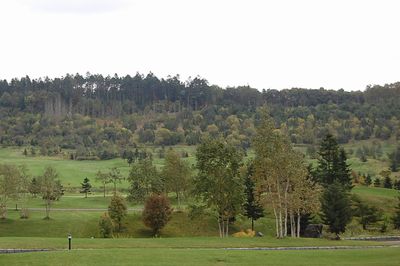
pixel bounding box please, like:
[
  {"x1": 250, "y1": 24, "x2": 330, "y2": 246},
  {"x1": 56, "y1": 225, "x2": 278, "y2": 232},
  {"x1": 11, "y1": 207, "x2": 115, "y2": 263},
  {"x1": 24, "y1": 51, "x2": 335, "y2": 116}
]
[{"x1": 1, "y1": 74, "x2": 400, "y2": 162}]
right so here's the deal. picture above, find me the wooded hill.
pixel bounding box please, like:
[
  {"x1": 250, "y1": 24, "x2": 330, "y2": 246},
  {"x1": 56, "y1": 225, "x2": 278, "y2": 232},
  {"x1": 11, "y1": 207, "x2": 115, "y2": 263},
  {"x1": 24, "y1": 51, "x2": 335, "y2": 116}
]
[{"x1": 0, "y1": 73, "x2": 399, "y2": 159}]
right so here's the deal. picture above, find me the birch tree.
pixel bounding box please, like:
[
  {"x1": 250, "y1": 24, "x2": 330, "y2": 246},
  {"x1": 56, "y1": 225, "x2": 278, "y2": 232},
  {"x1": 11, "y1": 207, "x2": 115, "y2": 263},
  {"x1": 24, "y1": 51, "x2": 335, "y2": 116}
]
[
  {"x1": 252, "y1": 108, "x2": 321, "y2": 238},
  {"x1": 194, "y1": 137, "x2": 244, "y2": 238}
]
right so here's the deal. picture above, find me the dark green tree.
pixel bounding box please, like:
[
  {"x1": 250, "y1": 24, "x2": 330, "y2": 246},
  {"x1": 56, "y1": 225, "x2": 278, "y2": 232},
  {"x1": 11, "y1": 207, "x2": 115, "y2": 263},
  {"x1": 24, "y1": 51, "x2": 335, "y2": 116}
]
[
  {"x1": 315, "y1": 134, "x2": 352, "y2": 190},
  {"x1": 80, "y1": 177, "x2": 92, "y2": 198},
  {"x1": 243, "y1": 161, "x2": 264, "y2": 231},
  {"x1": 321, "y1": 181, "x2": 352, "y2": 239},
  {"x1": 364, "y1": 174, "x2": 372, "y2": 186},
  {"x1": 374, "y1": 178, "x2": 381, "y2": 187},
  {"x1": 383, "y1": 176, "x2": 393, "y2": 189}
]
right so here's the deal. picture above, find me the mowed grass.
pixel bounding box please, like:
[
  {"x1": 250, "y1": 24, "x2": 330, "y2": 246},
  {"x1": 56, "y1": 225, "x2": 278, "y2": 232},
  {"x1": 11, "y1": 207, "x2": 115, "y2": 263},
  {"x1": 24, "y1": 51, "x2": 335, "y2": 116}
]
[
  {"x1": 0, "y1": 236, "x2": 391, "y2": 250},
  {"x1": 12, "y1": 194, "x2": 137, "y2": 209},
  {"x1": 1, "y1": 246, "x2": 399, "y2": 266},
  {"x1": 353, "y1": 186, "x2": 400, "y2": 199},
  {"x1": 0, "y1": 146, "x2": 197, "y2": 188},
  {"x1": 352, "y1": 185, "x2": 399, "y2": 213}
]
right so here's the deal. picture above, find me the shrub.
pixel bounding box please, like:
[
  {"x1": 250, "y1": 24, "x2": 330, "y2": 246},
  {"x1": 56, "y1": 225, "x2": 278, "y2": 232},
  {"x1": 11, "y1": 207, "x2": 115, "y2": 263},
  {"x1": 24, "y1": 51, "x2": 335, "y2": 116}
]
[{"x1": 99, "y1": 213, "x2": 113, "y2": 238}]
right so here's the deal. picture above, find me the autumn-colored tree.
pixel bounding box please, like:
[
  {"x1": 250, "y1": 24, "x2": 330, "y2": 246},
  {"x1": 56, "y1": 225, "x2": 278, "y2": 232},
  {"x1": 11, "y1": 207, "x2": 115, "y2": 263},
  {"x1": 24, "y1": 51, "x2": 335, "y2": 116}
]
[{"x1": 142, "y1": 194, "x2": 173, "y2": 237}]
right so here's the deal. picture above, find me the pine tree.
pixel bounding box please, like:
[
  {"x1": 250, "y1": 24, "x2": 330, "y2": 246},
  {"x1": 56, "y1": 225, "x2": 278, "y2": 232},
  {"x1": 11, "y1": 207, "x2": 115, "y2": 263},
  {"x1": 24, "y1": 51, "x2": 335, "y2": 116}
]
[
  {"x1": 364, "y1": 174, "x2": 372, "y2": 186},
  {"x1": 80, "y1": 177, "x2": 92, "y2": 198},
  {"x1": 374, "y1": 178, "x2": 381, "y2": 187},
  {"x1": 243, "y1": 162, "x2": 264, "y2": 231},
  {"x1": 321, "y1": 181, "x2": 352, "y2": 239},
  {"x1": 383, "y1": 176, "x2": 393, "y2": 189},
  {"x1": 315, "y1": 134, "x2": 352, "y2": 190}
]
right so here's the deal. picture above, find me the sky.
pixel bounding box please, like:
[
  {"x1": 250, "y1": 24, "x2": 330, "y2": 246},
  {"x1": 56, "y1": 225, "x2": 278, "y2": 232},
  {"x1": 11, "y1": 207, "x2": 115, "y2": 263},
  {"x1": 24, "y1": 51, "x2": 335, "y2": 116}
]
[{"x1": 0, "y1": 0, "x2": 399, "y2": 91}]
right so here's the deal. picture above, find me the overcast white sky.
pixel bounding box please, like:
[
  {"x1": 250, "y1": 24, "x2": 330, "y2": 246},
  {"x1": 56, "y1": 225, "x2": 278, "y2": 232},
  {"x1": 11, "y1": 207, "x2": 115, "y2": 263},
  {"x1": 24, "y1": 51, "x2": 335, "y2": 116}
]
[{"x1": 0, "y1": 0, "x2": 399, "y2": 91}]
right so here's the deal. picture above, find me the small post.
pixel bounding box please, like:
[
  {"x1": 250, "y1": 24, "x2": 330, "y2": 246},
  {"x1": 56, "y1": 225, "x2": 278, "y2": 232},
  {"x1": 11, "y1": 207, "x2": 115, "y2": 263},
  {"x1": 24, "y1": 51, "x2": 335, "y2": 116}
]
[{"x1": 68, "y1": 234, "x2": 72, "y2": 250}]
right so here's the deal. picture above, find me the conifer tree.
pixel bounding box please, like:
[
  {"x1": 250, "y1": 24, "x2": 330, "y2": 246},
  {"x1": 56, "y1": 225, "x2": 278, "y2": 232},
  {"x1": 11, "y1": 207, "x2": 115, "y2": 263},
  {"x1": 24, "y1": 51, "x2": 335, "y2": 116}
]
[
  {"x1": 321, "y1": 181, "x2": 352, "y2": 239},
  {"x1": 315, "y1": 134, "x2": 352, "y2": 190},
  {"x1": 364, "y1": 174, "x2": 372, "y2": 186},
  {"x1": 243, "y1": 161, "x2": 264, "y2": 231},
  {"x1": 80, "y1": 177, "x2": 92, "y2": 198}
]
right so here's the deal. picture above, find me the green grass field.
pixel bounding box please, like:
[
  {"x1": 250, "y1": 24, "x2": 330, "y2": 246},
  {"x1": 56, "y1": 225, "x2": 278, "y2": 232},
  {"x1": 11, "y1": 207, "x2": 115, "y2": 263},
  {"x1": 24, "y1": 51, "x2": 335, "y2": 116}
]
[
  {"x1": 0, "y1": 237, "x2": 399, "y2": 266},
  {"x1": 0, "y1": 146, "x2": 197, "y2": 189},
  {"x1": 3, "y1": 248, "x2": 400, "y2": 266},
  {"x1": 2, "y1": 248, "x2": 400, "y2": 266}
]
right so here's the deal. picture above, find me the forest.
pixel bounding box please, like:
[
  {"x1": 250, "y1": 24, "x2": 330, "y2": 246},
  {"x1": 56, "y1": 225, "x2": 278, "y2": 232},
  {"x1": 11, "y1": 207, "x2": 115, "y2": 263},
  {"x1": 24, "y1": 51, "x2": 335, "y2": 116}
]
[{"x1": 0, "y1": 73, "x2": 400, "y2": 160}]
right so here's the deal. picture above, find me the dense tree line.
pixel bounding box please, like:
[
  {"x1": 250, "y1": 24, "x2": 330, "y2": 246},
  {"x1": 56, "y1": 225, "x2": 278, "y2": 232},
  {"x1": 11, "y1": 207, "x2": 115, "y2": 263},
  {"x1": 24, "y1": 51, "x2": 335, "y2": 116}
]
[{"x1": 0, "y1": 74, "x2": 400, "y2": 159}]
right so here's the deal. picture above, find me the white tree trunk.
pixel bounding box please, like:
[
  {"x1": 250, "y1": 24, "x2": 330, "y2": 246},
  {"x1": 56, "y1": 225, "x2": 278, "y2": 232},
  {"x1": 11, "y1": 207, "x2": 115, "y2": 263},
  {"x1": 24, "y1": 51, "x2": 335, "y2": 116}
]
[{"x1": 297, "y1": 210, "x2": 301, "y2": 238}]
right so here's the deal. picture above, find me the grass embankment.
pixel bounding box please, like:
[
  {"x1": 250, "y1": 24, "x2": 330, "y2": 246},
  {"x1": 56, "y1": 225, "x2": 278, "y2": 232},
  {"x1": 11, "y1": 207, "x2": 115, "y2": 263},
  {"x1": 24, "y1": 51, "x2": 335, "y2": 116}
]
[{"x1": 0, "y1": 210, "x2": 278, "y2": 238}]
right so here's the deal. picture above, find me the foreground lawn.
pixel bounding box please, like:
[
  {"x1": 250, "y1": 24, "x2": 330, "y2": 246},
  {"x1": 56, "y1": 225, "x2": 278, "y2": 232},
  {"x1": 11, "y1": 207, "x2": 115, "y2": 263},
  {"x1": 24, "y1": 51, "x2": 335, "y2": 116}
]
[
  {"x1": 0, "y1": 237, "x2": 389, "y2": 250},
  {"x1": 1, "y1": 247, "x2": 399, "y2": 266}
]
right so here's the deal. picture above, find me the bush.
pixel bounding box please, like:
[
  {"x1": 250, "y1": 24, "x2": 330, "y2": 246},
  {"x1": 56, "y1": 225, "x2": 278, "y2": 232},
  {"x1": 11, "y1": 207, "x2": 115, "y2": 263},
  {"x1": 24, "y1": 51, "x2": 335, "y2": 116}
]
[
  {"x1": 142, "y1": 194, "x2": 173, "y2": 237},
  {"x1": 99, "y1": 213, "x2": 113, "y2": 238}
]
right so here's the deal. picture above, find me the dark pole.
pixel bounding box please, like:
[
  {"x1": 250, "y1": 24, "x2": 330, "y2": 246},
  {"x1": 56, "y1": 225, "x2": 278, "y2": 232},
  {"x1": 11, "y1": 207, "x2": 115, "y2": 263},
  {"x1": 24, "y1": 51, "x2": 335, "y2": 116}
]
[{"x1": 68, "y1": 234, "x2": 72, "y2": 250}]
